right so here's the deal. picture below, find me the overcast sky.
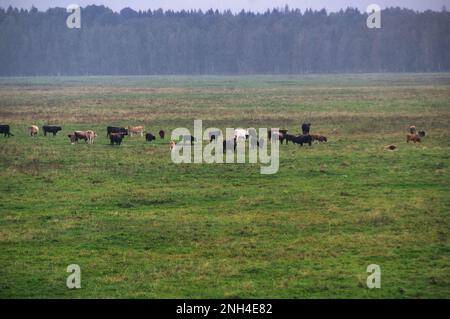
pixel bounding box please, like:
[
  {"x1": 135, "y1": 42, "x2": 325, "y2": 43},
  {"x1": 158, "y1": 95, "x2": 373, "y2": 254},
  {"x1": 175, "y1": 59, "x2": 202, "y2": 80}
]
[{"x1": 1, "y1": 0, "x2": 449, "y2": 12}]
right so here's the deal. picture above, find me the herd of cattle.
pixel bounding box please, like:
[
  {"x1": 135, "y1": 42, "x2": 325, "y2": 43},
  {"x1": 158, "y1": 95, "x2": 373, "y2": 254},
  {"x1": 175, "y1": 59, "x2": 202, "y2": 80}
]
[{"x1": 0, "y1": 123, "x2": 426, "y2": 149}]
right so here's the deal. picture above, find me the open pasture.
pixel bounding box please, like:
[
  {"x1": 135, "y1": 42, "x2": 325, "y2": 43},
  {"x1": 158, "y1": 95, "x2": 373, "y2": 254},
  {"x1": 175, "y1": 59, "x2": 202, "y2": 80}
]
[{"x1": 0, "y1": 74, "x2": 449, "y2": 298}]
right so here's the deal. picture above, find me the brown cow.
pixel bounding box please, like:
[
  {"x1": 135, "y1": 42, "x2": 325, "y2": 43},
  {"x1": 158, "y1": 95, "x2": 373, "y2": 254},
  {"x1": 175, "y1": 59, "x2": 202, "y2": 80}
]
[
  {"x1": 29, "y1": 125, "x2": 39, "y2": 137},
  {"x1": 406, "y1": 134, "x2": 421, "y2": 143},
  {"x1": 128, "y1": 126, "x2": 145, "y2": 137},
  {"x1": 311, "y1": 134, "x2": 328, "y2": 143},
  {"x1": 86, "y1": 130, "x2": 97, "y2": 144},
  {"x1": 74, "y1": 131, "x2": 89, "y2": 143}
]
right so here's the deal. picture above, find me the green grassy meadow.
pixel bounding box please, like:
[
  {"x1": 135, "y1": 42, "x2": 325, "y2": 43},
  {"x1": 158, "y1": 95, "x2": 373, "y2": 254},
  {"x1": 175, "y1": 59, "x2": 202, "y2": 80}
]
[{"x1": 0, "y1": 74, "x2": 449, "y2": 298}]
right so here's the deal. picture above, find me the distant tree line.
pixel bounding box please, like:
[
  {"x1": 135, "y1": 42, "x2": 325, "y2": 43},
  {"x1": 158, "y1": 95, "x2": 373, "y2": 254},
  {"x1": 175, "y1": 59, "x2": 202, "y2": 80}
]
[{"x1": 0, "y1": 5, "x2": 449, "y2": 75}]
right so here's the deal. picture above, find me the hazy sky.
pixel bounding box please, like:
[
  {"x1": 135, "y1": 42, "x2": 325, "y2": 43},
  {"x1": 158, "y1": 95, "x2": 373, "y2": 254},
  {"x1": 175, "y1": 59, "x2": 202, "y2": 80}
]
[{"x1": 1, "y1": 0, "x2": 449, "y2": 12}]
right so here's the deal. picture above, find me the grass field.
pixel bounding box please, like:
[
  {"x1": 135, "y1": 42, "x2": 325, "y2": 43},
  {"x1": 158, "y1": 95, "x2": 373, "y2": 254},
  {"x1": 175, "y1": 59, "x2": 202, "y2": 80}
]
[{"x1": 0, "y1": 74, "x2": 449, "y2": 298}]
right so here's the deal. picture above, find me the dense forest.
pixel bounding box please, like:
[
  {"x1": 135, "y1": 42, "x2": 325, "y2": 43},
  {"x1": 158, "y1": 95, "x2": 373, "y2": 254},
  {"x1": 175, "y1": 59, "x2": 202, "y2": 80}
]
[{"x1": 0, "y1": 5, "x2": 449, "y2": 75}]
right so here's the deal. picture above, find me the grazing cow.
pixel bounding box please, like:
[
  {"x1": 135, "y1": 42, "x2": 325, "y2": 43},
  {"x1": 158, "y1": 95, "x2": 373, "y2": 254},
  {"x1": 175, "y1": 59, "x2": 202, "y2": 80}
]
[
  {"x1": 146, "y1": 133, "x2": 156, "y2": 143},
  {"x1": 43, "y1": 125, "x2": 62, "y2": 136},
  {"x1": 74, "y1": 131, "x2": 89, "y2": 143},
  {"x1": 302, "y1": 123, "x2": 311, "y2": 135},
  {"x1": 183, "y1": 135, "x2": 196, "y2": 145},
  {"x1": 293, "y1": 135, "x2": 312, "y2": 146},
  {"x1": 128, "y1": 126, "x2": 145, "y2": 137},
  {"x1": 67, "y1": 134, "x2": 77, "y2": 144},
  {"x1": 29, "y1": 125, "x2": 39, "y2": 137},
  {"x1": 86, "y1": 130, "x2": 97, "y2": 144},
  {"x1": 311, "y1": 134, "x2": 328, "y2": 143},
  {"x1": 107, "y1": 126, "x2": 128, "y2": 138},
  {"x1": 110, "y1": 132, "x2": 125, "y2": 145},
  {"x1": 406, "y1": 134, "x2": 421, "y2": 143},
  {"x1": 159, "y1": 130, "x2": 165, "y2": 139},
  {"x1": 208, "y1": 130, "x2": 221, "y2": 143},
  {"x1": 67, "y1": 131, "x2": 95, "y2": 144},
  {"x1": 283, "y1": 134, "x2": 297, "y2": 145},
  {"x1": 223, "y1": 138, "x2": 237, "y2": 153},
  {"x1": 0, "y1": 125, "x2": 13, "y2": 137}
]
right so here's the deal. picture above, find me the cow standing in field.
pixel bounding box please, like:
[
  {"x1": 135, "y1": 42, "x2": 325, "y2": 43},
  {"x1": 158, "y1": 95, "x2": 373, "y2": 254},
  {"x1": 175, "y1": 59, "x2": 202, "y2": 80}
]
[
  {"x1": 284, "y1": 134, "x2": 297, "y2": 145},
  {"x1": 234, "y1": 128, "x2": 247, "y2": 141},
  {"x1": 67, "y1": 131, "x2": 96, "y2": 144},
  {"x1": 406, "y1": 134, "x2": 421, "y2": 143},
  {"x1": 67, "y1": 133, "x2": 77, "y2": 144},
  {"x1": 159, "y1": 130, "x2": 165, "y2": 139},
  {"x1": 110, "y1": 132, "x2": 125, "y2": 145},
  {"x1": 86, "y1": 130, "x2": 97, "y2": 144},
  {"x1": 43, "y1": 125, "x2": 62, "y2": 136},
  {"x1": 302, "y1": 123, "x2": 311, "y2": 135},
  {"x1": 146, "y1": 133, "x2": 156, "y2": 143},
  {"x1": 74, "y1": 131, "x2": 89, "y2": 143},
  {"x1": 107, "y1": 126, "x2": 128, "y2": 138},
  {"x1": 311, "y1": 134, "x2": 328, "y2": 143},
  {"x1": 0, "y1": 125, "x2": 13, "y2": 137},
  {"x1": 293, "y1": 135, "x2": 313, "y2": 146},
  {"x1": 29, "y1": 125, "x2": 39, "y2": 137},
  {"x1": 128, "y1": 126, "x2": 145, "y2": 137}
]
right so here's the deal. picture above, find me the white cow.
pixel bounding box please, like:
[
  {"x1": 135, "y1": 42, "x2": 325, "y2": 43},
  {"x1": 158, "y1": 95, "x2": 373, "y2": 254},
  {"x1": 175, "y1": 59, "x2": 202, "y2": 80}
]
[{"x1": 234, "y1": 128, "x2": 247, "y2": 141}]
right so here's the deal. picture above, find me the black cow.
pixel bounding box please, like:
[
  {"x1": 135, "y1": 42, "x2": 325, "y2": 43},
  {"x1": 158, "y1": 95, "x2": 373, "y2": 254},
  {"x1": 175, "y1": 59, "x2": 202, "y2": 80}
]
[
  {"x1": 146, "y1": 133, "x2": 156, "y2": 142},
  {"x1": 302, "y1": 123, "x2": 311, "y2": 135},
  {"x1": 43, "y1": 125, "x2": 62, "y2": 136},
  {"x1": 0, "y1": 125, "x2": 13, "y2": 137},
  {"x1": 107, "y1": 126, "x2": 128, "y2": 138},
  {"x1": 223, "y1": 138, "x2": 237, "y2": 153},
  {"x1": 284, "y1": 134, "x2": 297, "y2": 145},
  {"x1": 110, "y1": 132, "x2": 125, "y2": 145},
  {"x1": 293, "y1": 134, "x2": 312, "y2": 146},
  {"x1": 159, "y1": 130, "x2": 165, "y2": 139},
  {"x1": 67, "y1": 134, "x2": 77, "y2": 144}
]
